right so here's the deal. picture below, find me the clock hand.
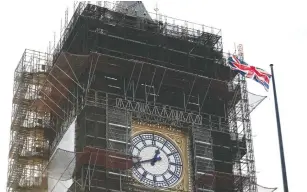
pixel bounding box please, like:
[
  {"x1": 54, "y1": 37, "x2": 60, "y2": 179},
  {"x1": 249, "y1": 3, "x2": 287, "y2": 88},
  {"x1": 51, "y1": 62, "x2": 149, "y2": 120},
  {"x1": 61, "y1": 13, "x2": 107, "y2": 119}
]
[
  {"x1": 134, "y1": 157, "x2": 161, "y2": 165},
  {"x1": 150, "y1": 156, "x2": 162, "y2": 166},
  {"x1": 151, "y1": 149, "x2": 161, "y2": 166},
  {"x1": 134, "y1": 149, "x2": 162, "y2": 166},
  {"x1": 139, "y1": 159, "x2": 154, "y2": 163},
  {"x1": 155, "y1": 149, "x2": 160, "y2": 155},
  {"x1": 152, "y1": 149, "x2": 160, "y2": 159}
]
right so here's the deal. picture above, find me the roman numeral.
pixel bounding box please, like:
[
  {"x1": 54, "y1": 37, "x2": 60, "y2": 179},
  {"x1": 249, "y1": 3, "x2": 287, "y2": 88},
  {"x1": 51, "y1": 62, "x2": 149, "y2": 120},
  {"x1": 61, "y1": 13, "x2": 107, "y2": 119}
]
[
  {"x1": 141, "y1": 171, "x2": 148, "y2": 181},
  {"x1": 168, "y1": 169, "x2": 179, "y2": 178},
  {"x1": 162, "y1": 175, "x2": 169, "y2": 186},
  {"x1": 139, "y1": 135, "x2": 146, "y2": 146},
  {"x1": 142, "y1": 171, "x2": 148, "y2": 177},
  {"x1": 167, "y1": 152, "x2": 178, "y2": 157},
  {"x1": 152, "y1": 134, "x2": 156, "y2": 145},
  {"x1": 134, "y1": 161, "x2": 141, "y2": 168},
  {"x1": 133, "y1": 146, "x2": 141, "y2": 151},
  {"x1": 169, "y1": 162, "x2": 182, "y2": 166},
  {"x1": 161, "y1": 140, "x2": 167, "y2": 150}
]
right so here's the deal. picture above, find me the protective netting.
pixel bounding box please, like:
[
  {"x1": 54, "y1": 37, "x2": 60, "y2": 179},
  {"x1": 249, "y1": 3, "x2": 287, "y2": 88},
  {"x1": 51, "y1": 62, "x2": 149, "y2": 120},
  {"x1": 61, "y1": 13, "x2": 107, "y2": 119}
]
[
  {"x1": 257, "y1": 184, "x2": 277, "y2": 192},
  {"x1": 248, "y1": 91, "x2": 267, "y2": 114},
  {"x1": 47, "y1": 148, "x2": 76, "y2": 181}
]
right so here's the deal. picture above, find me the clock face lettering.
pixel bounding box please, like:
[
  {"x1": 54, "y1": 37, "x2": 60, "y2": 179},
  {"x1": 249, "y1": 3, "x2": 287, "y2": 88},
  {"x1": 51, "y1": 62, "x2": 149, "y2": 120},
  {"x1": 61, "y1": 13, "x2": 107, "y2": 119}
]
[{"x1": 131, "y1": 133, "x2": 183, "y2": 188}]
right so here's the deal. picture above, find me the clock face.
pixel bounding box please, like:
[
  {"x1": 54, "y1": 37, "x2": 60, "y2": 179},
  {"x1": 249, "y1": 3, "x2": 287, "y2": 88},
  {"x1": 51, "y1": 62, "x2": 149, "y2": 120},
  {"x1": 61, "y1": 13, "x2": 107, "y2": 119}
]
[{"x1": 131, "y1": 133, "x2": 183, "y2": 188}]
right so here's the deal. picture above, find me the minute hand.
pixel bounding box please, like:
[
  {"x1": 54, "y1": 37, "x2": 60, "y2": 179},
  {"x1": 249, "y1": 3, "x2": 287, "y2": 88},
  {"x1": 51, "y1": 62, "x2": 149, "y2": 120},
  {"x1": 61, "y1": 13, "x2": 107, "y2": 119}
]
[
  {"x1": 139, "y1": 159, "x2": 154, "y2": 164},
  {"x1": 133, "y1": 159, "x2": 153, "y2": 165},
  {"x1": 134, "y1": 157, "x2": 162, "y2": 165}
]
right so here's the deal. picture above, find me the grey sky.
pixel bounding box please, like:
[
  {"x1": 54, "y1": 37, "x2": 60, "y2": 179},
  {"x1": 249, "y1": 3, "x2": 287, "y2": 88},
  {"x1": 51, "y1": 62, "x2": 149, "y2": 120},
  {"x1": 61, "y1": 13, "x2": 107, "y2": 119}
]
[{"x1": 0, "y1": 0, "x2": 305, "y2": 191}]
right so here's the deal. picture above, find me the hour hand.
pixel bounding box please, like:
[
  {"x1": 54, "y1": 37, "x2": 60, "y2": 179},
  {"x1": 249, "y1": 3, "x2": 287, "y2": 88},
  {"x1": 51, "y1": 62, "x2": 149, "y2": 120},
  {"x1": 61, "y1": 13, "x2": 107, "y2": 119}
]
[
  {"x1": 150, "y1": 156, "x2": 161, "y2": 166},
  {"x1": 152, "y1": 149, "x2": 160, "y2": 159},
  {"x1": 155, "y1": 149, "x2": 160, "y2": 154},
  {"x1": 151, "y1": 149, "x2": 162, "y2": 166}
]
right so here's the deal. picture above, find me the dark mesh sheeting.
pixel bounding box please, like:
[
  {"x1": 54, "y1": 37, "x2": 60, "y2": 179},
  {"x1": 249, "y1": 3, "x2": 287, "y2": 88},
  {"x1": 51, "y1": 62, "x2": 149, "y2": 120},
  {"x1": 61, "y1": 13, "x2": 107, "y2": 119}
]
[
  {"x1": 47, "y1": 146, "x2": 134, "y2": 181},
  {"x1": 196, "y1": 171, "x2": 249, "y2": 190},
  {"x1": 196, "y1": 172, "x2": 277, "y2": 192},
  {"x1": 77, "y1": 146, "x2": 134, "y2": 170}
]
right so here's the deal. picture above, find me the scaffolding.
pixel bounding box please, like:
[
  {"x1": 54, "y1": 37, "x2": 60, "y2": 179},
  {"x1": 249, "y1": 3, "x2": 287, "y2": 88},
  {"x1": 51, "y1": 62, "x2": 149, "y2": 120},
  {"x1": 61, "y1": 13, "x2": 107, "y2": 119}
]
[
  {"x1": 40, "y1": 51, "x2": 265, "y2": 192},
  {"x1": 7, "y1": 1, "x2": 274, "y2": 192},
  {"x1": 7, "y1": 49, "x2": 52, "y2": 192},
  {"x1": 48, "y1": 1, "x2": 263, "y2": 191}
]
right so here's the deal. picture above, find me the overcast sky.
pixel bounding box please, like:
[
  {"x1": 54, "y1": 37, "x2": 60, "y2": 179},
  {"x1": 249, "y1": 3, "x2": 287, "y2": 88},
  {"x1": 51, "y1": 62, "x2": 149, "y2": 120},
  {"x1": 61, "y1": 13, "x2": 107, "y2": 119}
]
[{"x1": 0, "y1": 0, "x2": 305, "y2": 191}]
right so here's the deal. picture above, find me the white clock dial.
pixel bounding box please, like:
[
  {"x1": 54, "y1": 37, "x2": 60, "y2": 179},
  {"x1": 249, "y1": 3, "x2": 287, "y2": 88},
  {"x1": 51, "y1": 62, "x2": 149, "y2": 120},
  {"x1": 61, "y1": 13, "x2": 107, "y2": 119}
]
[{"x1": 131, "y1": 133, "x2": 183, "y2": 188}]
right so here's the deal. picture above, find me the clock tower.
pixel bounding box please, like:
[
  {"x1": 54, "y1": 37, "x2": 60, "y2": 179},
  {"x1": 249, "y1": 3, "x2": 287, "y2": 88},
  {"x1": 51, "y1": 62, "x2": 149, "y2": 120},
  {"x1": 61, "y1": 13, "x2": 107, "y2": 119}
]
[{"x1": 35, "y1": 1, "x2": 258, "y2": 192}]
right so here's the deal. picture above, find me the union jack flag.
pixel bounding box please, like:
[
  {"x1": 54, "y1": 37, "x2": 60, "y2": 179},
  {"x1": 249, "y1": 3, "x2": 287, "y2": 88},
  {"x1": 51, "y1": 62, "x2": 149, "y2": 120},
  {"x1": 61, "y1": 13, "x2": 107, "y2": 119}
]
[{"x1": 228, "y1": 55, "x2": 272, "y2": 91}]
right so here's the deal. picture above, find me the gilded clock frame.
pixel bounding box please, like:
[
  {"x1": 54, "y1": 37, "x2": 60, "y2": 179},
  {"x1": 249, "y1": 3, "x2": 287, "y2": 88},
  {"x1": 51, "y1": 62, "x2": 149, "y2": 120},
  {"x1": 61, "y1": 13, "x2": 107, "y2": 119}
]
[{"x1": 131, "y1": 120, "x2": 192, "y2": 191}]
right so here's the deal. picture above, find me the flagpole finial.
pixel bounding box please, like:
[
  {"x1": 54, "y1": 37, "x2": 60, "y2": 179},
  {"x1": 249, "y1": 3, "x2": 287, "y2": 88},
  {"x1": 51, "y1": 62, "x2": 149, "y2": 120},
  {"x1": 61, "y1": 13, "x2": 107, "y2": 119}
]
[{"x1": 270, "y1": 64, "x2": 274, "y2": 67}]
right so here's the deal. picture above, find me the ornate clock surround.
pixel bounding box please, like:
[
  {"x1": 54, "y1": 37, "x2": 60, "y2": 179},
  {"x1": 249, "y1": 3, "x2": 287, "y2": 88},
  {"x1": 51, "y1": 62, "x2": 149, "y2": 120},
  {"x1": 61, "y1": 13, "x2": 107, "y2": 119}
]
[{"x1": 131, "y1": 120, "x2": 192, "y2": 191}]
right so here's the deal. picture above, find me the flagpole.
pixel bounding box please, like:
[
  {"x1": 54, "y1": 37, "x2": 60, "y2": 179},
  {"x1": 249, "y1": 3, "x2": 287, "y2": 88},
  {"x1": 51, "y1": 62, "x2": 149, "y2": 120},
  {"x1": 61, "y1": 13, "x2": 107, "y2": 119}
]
[{"x1": 269, "y1": 64, "x2": 289, "y2": 192}]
